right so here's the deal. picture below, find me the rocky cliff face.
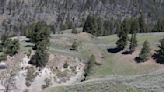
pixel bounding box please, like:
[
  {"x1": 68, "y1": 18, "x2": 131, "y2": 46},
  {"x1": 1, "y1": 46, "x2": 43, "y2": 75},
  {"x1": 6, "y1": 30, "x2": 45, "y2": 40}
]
[{"x1": 0, "y1": 0, "x2": 163, "y2": 33}]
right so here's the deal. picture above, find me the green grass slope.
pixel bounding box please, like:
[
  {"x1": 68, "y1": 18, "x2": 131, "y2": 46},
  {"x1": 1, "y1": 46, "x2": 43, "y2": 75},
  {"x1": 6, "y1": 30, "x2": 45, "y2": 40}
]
[
  {"x1": 91, "y1": 32, "x2": 164, "y2": 77},
  {"x1": 44, "y1": 80, "x2": 147, "y2": 92},
  {"x1": 19, "y1": 31, "x2": 164, "y2": 92}
]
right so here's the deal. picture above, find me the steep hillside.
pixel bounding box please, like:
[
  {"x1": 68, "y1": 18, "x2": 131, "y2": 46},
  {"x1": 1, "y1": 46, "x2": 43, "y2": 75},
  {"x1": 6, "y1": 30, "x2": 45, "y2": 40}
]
[
  {"x1": 0, "y1": 27, "x2": 164, "y2": 92},
  {"x1": 0, "y1": 0, "x2": 164, "y2": 34},
  {"x1": 43, "y1": 32, "x2": 164, "y2": 92}
]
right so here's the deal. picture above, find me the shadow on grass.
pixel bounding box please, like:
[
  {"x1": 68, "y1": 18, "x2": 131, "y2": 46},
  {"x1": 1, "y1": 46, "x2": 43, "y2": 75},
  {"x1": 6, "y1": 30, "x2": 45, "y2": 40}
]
[
  {"x1": 134, "y1": 57, "x2": 142, "y2": 63},
  {"x1": 25, "y1": 39, "x2": 31, "y2": 43},
  {"x1": 107, "y1": 48, "x2": 123, "y2": 53},
  {"x1": 122, "y1": 50, "x2": 134, "y2": 55},
  {"x1": 25, "y1": 45, "x2": 33, "y2": 48},
  {"x1": 152, "y1": 50, "x2": 164, "y2": 64}
]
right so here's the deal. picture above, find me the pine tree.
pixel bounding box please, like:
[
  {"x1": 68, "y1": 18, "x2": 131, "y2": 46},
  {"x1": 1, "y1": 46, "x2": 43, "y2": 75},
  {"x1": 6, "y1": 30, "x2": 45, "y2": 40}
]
[
  {"x1": 139, "y1": 13, "x2": 147, "y2": 33},
  {"x1": 72, "y1": 26, "x2": 78, "y2": 34},
  {"x1": 129, "y1": 18, "x2": 138, "y2": 53},
  {"x1": 116, "y1": 19, "x2": 129, "y2": 50},
  {"x1": 97, "y1": 17, "x2": 104, "y2": 36},
  {"x1": 30, "y1": 40, "x2": 49, "y2": 67},
  {"x1": 159, "y1": 39, "x2": 164, "y2": 61},
  {"x1": 153, "y1": 20, "x2": 164, "y2": 32},
  {"x1": 1, "y1": 31, "x2": 8, "y2": 46},
  {"x1": 84, "y1": 54, "x2": 95, "y2": 78},
  {"x1": 130, "y1": 18, "x2": 139, "y2": 34},
  {"x1": 83, "y1": 15, "x2": 98, "y2": 36},
  {"x1": 26, "y1": 21, "x2": 50, "y2": 45},
  {"x1": 70, "y1": 40, "x2": 78, "y2": 51},
  {"x1": 27, "y1": 21, "x2": 50, "y2": 67},
  {"x1": 129, "y1": 32, "x2": 137, "y2": 53},
  {"x1": 103, "y1": 20, "x2": 111, "y2": 36},
  {"x1": 139, "y1": 40, "x2": 150, "y2": 62},
  {"x1": 4, "y1": 39, "x2": 20, "y2": 56}
]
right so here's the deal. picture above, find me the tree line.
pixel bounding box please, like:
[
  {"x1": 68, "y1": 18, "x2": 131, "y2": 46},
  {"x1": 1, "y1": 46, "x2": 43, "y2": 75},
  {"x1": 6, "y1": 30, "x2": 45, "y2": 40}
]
[{"x1": 83, "y1": 14, "x2": 164, "y2": 36}]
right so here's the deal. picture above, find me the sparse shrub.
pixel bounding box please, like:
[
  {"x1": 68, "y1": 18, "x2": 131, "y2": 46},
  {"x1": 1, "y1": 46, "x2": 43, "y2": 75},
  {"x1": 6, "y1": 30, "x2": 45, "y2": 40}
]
[
  {"x1": 72, "y1": 26, "x2": 78, "y2": 34},
  {"x1": 56, "y1": 70, "x2": 68, "y2": 78},
  {"x1": 0, "y1": 53, "x2": 7, "y2": 61},
  {"x1": 60, "y1": 20, "x2": 73, "y2": 30},
  {"x1": 25, "y1": 67, "x2": 36, "y2": 87},
  {"x1": 42, "y1": 78, "x2": 52, "y2": 89},
  {"x1": 4, "y1": 39, "x2": 20, "y2": 56},
  {"x1": 63, "y1": 61, "x2": 69, "y2": 68},
  {"x1": 27, "y1": 49, "x2": 32, "y2": 58},
  {"x1": 70, "y1": 40, "x2": 78, "y2": 51},
  {"x1": 139, "y1": 41, "x2": 150, "y2": 62},
  {"x1": 70, "y1": 66, "x2": 77, "y2": 74},
  {"x1": 84, "y1": 54, "x2": 95, "y2": 80}
]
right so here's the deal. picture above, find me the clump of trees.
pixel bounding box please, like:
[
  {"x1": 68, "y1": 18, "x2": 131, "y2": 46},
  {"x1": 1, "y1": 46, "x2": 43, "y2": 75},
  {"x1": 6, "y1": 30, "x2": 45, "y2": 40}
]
[
  {"x1": 4, "y1": 39, "x2": 20, "y2": 56},
  {"x1": 116, "y1": 19, "x2": 129, "y2": 50},
  {"x1": 115, "y1": 18, "x2": 139, "y2": 53},
  {"x1": 129, "y1": 18, "x2": 139, "y2": 53},
  {"x1": 26, "y1": 21, "x2": 50, "y2": 49},
  {"x1": 30, "y1": 41, "x2": 49, "y2": 67},
  {"x1": 83, "y1": 13, "x2": 156, "y2": 37},
  {"x1": 83, "y1": 15, "x2": 98, "y2": 36},
  {"x1": 0, "y1": 32, "x2": 20, "y2": 61},
  {"x1": 138, "y1": 41, "x2": 150, "y2": 62},
  {"x1": 27, "y1": 21, "x2": 50, "y2": 67},
  {"x1": 153, "y1": 19, "x2": 164, "y2": 32},
  {"x1": 83, "y1": 15, "x2": 120, "y2": 36}
]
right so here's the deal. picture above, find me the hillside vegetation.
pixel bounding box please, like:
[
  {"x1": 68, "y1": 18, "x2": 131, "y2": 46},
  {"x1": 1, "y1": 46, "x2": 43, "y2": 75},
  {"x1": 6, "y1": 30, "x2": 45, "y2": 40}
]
[{"x1": 41, "y1": 31, "x2": 164, "y2": 92}]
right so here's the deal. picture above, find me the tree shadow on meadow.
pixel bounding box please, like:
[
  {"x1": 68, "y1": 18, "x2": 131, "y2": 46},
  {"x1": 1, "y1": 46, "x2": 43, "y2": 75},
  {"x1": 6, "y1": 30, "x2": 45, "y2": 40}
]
[
  {"x1": 107, "y1": 48, "x2": 123, "y2": 53},
  {"x1": 134, "y1": 57, "x2": 143, "y2": 63},
  {"x1": 25, "y1": 45, "x2": 33, "y2": 48},
  {"x1": 25, "y1": 39, "x2": 31, "y2": 43},
  {"x1": 152, "y1": 50, "x2": 164, "y2": 64},
  {"x1": 122, "y1": 50, "x2": 134, "y2": 55}
]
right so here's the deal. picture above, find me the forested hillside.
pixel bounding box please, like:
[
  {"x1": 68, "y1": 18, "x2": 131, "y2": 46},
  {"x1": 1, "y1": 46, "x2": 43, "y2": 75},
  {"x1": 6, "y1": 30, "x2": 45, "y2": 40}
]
[{"x1": 0, "y1": 0, "x2": 164, "y2": 35}]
